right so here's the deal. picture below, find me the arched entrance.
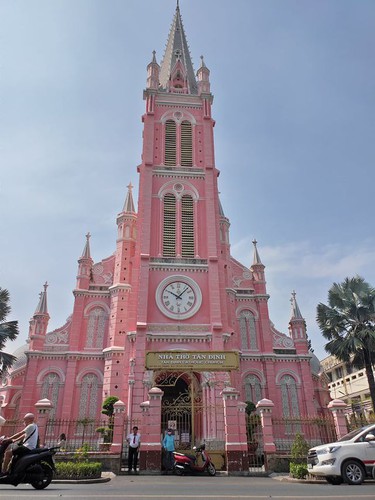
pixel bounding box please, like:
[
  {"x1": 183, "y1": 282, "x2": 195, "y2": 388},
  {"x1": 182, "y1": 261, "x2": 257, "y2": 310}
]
[{"x1": 155, "y1": 371, "x2": 204, "y2": 450}]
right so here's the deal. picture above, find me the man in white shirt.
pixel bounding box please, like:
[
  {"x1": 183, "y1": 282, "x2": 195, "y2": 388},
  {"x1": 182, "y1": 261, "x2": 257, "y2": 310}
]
[
  {"x1": 1, "y1": 413, "x2": 39, "y2": 475},
  {"x1": 127, "y1": 426, "x2": 141, "y2": 473}
]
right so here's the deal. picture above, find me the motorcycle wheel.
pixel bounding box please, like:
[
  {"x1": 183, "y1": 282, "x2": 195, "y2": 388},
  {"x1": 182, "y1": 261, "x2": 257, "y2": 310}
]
[
  {"x1": 174, "y1": 467, "x2": 184, "y2": 476},
  {"x1": 30, "y1": 462, "x2": 53, "y2": 490},
  {"x1": 207, "y1": 463, "x2": 216, "y2": 476}
]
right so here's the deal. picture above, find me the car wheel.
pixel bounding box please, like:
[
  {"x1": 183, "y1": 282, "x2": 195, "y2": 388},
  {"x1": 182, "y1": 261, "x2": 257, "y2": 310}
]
[
  {"x1": 325, "y1": 476, "x2": 343, "y2": 485},
  {"x1": 342, "y1": 460, "x2": 365, "y2": 485}
]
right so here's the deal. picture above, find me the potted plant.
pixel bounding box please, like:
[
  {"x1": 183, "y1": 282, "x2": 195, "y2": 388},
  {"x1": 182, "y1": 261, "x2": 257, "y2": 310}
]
[{"x1": 96, "y1": 426, "x2": 112, "y2": 451}]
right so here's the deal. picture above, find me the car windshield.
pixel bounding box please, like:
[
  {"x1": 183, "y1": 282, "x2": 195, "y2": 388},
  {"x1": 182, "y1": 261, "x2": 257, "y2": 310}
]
[{"x1": 338, "y1": 425, "x2": 373, "y2": 442}]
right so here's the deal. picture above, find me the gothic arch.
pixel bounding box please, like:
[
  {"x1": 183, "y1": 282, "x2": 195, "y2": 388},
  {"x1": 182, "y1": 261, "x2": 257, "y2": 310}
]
[
  {"x1": 275, "y1": 369, "x2": 301, "y2": 386},
  {"x1": 158, "y1": 180, "x2": 199, "y2": 201},
  {"x1": 160, "y1": 109, "x2": 197, "y2": 126},
  {"x1": 243, "y1": 373, "x2": 263, "y2": 404},
  {"x1": 235, "y1": 305, "x2": 259, "y2": 319},
  {"x1": 83, "y1": 302, "x2": 110, "y2": 316},
  {"x1": 241, "y1": 368, "x2": 266, "y2": 387},
  {"x1": 76, "y1": 368, "x2": 104, "y2": 385},
  {"x1": 237, "y1": 308, "x2": 259, "y2": 350},
  {"x1": 37, "y1": 367, "x2": 65, "y2": 385}
]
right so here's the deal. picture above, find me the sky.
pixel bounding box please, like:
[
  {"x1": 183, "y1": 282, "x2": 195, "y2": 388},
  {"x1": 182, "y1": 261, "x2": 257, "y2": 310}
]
[{"x1": 1, "y1": 0, "x2": 374, "y2": 362}]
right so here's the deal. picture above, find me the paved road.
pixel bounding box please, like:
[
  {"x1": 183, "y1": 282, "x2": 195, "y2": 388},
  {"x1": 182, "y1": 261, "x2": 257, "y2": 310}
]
[{"x1": 0, "y1": 475, "x2": 374, "y2": 499}]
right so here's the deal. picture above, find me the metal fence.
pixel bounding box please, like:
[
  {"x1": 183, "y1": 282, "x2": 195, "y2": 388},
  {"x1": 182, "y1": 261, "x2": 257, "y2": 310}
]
[
  {"x1": 44, "y1": 418, "x2": 116, "y2": 451},
  {"x1": 246, "y1": 413, "x2": 265, "y2": 470},
  {"x1": 272, "y1": 415, "x2": 337, "y2": 454}
]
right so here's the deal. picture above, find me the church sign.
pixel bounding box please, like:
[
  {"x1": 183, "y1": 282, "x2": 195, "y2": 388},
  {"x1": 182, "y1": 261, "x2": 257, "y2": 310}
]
[{"x1": 145, "y1": 351, "x2": 239, "y2": 371}]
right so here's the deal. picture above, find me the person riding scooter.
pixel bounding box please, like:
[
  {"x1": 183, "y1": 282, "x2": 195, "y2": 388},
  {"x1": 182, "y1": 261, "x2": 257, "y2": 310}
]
[{"x1": 0, "y1": 413, "x2": 39, "y2": 476}]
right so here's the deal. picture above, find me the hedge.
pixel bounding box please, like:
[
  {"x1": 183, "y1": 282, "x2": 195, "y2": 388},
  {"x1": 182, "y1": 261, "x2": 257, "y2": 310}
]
[{"x1": 55, "y1": 461, "x2": 102, "y2": 480}]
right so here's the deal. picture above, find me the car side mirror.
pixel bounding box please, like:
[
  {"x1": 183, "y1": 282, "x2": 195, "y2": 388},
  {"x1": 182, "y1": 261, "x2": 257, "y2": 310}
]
[{"x1": 365, "y1": 433, "x2": 375, "y2": 441}]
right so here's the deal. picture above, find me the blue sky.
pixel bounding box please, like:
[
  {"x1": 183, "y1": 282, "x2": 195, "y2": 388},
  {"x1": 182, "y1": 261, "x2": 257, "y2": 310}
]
[{"x1": 1, "y1": 0, "x2": 374, "y2": 361}]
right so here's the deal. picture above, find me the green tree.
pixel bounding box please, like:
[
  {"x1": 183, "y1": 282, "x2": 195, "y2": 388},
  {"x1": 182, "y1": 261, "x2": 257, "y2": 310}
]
[
  {"x1": 317, "y1": 276, "x2": 375, "y2": 411},
  {"x1": 100, "y1": 396, "x2": 119, "y2": 443},
  {"x1": 0, "y1": 288, "x2": 19, "y2": 375},
  {"x1": 101, "y1": 396, "x2": 119, "y2": 419}
]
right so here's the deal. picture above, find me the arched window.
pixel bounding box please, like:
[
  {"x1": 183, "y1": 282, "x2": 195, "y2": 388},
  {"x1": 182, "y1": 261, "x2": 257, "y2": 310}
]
[
  {"x1": 180, "y1": 121, "x2": 193, "y2": 167},
  {"x1": 41, "y1": 373, "x2": 60, "y2": 418},
  {"x1": 165, "y1": 120, "x2": 177, "y2": 166},
  {"x1": 181, "y1": 195, "x2": 194, "y2": 257},
  {"x1": 280, "y1": 375, "x2": 300, "y2": 418},
  {"x1": 86, "y1": 308, "x2": 107, "y2": 348},
  {"x1": 244, "y1": 374, "x2": 262, "y2": 404},
  {"x1": 239, "y1": 310, "x2": 257, "y2": 350},
  {"x1": 78, "y1": 374, "x2": 99, "y2": 419},
  {"x1": 163, "y1": 194, "x2": 176, "y2": 257}
]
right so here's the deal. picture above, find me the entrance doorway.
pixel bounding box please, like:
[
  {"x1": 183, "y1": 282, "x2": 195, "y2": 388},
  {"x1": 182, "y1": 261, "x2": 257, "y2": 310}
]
[{"x1": 155, "y1": 371, "x2": 202, "y2": 450}]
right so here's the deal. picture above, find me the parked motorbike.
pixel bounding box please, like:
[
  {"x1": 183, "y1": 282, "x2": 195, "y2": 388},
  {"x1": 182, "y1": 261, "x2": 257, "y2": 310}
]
[
  {"x1": 0, "y1": 436, "x2": 57, "y2": 489},
  {"x1": 173, "y1": 444, "x2": 216, "y2": 476}
]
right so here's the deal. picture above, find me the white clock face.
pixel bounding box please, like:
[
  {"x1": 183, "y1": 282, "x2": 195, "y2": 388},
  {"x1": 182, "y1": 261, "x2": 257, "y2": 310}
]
[{"x1": 156, "y1": 276, "x2": 202, "y2": 320}]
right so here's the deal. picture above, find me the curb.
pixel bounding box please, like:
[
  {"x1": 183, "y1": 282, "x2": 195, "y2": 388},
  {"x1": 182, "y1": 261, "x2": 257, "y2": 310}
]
[{"x1": 53, "y1": 472, "x2": 114, "y2": 484}]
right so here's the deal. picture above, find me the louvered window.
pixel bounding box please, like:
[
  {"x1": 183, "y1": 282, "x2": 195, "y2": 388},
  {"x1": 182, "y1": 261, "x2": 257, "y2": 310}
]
[
  {"x1": 163, "y1": 194, "x2": 176, "y2": 256},
  {"x1": 165, "y1": 120, "x2": 177, "y2": 166},
  {"x1": 181, "y1": 195, "x2": 194, "y2": 257},
  {"x1": 180, "y1": 121, "x2": 193, "y2": 167}
]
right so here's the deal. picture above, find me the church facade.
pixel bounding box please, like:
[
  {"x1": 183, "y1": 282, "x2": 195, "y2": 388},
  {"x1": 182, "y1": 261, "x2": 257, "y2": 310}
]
[{"x1": 1, "y1": 4, "x2": 328, "y2": 447}]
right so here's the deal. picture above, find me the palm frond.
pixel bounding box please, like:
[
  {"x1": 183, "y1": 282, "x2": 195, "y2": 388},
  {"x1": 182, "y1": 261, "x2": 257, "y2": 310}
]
[
  {"x1": 0, "y1": 352, "x2": 17, "y2": 377},
  {"x1": 0, "y1": 321, "x2": 19, "y2": 349}
]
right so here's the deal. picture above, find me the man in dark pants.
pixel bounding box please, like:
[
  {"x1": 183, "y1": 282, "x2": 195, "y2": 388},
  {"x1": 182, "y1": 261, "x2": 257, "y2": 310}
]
[{"x1": 127, "y1": 426, "x2": 141, "y2": 473}]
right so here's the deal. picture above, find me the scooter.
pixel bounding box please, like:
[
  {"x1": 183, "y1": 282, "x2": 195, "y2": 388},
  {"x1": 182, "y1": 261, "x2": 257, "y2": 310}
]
[
  {"x1": 173, "y1": 443, "x2": 216, "y2": 476},
  {"x1": 0, "y1": 437, "x2": 57, "y2": 489}
]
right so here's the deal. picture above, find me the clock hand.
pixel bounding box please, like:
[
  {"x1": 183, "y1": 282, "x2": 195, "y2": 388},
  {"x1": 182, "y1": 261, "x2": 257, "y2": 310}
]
[
  {"x1": 166, "y1": 290, "x2": 181, "y2": 299},
  {"x1": 177, "y1": 287, "x2": 189, "y2": 299}
]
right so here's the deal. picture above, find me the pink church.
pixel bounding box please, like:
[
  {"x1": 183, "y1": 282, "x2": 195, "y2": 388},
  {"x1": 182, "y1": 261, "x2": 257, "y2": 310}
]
[{"x1": 1, "y1": 3, "x2": 328, "y2": 462}]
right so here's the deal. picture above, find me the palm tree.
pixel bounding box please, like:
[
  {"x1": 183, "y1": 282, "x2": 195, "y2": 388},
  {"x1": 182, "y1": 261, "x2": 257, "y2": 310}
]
[
  {"x1": 0, "y1": 288, "x2": 19, "y2": 375},
  {"x1": 317, "y1": 276, "x2": 375, "y2": 412}
]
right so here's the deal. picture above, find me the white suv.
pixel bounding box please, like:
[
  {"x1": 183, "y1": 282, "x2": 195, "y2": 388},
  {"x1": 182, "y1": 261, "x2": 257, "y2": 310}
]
[{"x1": 307, "y1": 424, "x2": 375, "y2": 485}]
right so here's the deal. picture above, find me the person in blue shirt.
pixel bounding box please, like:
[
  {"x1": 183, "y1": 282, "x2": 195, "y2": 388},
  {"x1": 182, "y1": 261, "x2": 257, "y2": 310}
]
[{"x1": 162, "y1": 429, "x2": 175, "y2": 473}]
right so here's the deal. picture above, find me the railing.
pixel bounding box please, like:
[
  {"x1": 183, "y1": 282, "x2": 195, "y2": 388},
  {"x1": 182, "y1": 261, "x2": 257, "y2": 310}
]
[
  {"x1": 272, "y1": 415, "x2": 337, "y2": 453},
  {"x1": 44, "y1": 418, "x2": 115, "y2": 452}
]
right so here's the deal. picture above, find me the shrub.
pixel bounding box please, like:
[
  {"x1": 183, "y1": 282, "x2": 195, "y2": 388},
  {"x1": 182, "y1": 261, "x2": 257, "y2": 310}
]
[
  {"x1": 289, "y1": 462, "x2": 308, "y2": 479},
  {"x1": 55, "y1": 461, "x2": 102, "y2": 480},
  {"x1": 289, "y1": 432, "x2": 310, "y2": 479}
]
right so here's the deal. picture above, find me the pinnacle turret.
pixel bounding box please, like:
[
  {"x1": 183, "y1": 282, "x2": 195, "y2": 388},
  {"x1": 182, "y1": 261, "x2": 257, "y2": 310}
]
[
  {"x1": 122, "y1": 183, "x2": 136, "y2": 214},
  {"x1": 34, "y1": 282, "x2": 49, "y2": 315},
  {"x1": 252, "y1": 239, "x2": 263, "y2": 266},
  {"x1": 80, "y1": 232, "x2": 92, "y2": 260},
  {"x1": 290, "y1": 290, "x2": 304, "y2": 321},
  {"x1": 159, "y1": 2, "x2": 197, "y2": 94}
]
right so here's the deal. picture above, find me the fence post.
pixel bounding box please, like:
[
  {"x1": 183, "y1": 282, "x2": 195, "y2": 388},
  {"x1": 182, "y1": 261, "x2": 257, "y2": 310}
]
[
  {"x1": 34, "y1": 398, "x2": 53, "y2": 446},
  {"x1": 327, "y1": 399, "x2": 348, "y2": 439},
  {"x1": 139, "y1": 387, "x2": 163, "y2": 472},
  {"x1": 256, "y1": 398, "x2": 276, "y2": 468},
  {"x1": 222, "y1": 387, "x2": 249, "y2": 473},
  {"x1": 110, "y1": 400, "x2": 126, "y2": 453}
]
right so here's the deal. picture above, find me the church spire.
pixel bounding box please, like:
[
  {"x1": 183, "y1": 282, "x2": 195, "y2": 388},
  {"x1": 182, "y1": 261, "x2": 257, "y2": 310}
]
[
  {"x1": 290, "y1": 290, "x2": 303, "y2": 320},
  {"x1": 122, "y1": 183, "x2": 136, "y2": 214},
  {"x1": 34, "y1": 282, "x2": 49, "y2": 315},
  {"x1": 159, "y1": 2, "x2": 197, "y2": 94},
  {"x1": 76, "y1": 233, "x2": 93, "y2": 290},
  {"x1": 81, "y1": 232, "x2": 92, "y2": 260},
  {"x1": 252, "y1": 239, "x2": 263, "y2": 266}
]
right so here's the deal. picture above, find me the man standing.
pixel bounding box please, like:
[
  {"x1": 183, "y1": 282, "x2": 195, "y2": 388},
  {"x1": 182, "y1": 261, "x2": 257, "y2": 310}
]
[
  {"x1": 162, "y1": 428, "x2": 175, "y2": 473},
  {"x1": 127, "y1": 426, "x2": 141, "y2": 474},
  {"x1": 1, "y1": 413, "x2": 39, "y2": 475}
]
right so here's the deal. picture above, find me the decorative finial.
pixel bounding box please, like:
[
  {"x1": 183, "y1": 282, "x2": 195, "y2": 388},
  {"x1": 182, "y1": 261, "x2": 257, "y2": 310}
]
[
  {"x1": 43, "y1": 282, "x2": 48, "y2": 292},
  {"x1": 252, "y1": 239, "x2": 258, "y2": 246},
  {"x1": 127, "y1": 182, "x2": 133, "y2": 191},
  {"x1": 86, "y1": 232, "x2": 91, "y2": 241},
  {"x1": 177, "y1": 0, "x2": 180, "y2": 9}
]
